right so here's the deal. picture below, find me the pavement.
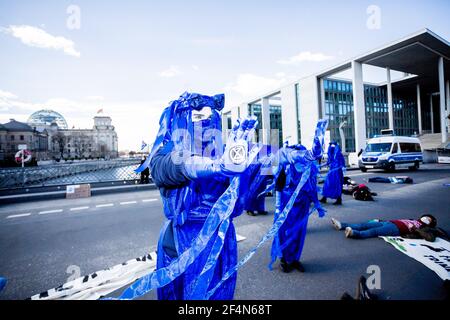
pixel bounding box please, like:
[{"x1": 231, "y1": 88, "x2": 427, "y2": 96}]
[{"x1": 0, "y1": 163, "x2": 449, "y2": 300}]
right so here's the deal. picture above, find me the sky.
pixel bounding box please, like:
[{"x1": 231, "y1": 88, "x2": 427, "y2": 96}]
[{"x1": 0, "y1": 0, "x2": 449, "y2": 151}]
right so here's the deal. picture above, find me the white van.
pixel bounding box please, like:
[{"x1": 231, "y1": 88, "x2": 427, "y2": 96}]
[{"x1": 358, "y1": 134, "x2": 423, "y2": 172}]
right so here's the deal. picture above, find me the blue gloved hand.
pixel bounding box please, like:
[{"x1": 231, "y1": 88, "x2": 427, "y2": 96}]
[{"x1": 183, "y1": 116, "x2": 261, "y2": 179}]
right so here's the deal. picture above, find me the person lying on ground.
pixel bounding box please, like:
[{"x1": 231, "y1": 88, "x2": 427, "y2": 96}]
[{"x1": 330, "y1": 215, "x2": 449, "y2": 241}]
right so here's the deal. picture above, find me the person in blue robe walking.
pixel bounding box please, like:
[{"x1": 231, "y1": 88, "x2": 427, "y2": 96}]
[{"x1": 320, "y1": 142, "x2": 346, "y2": 205}]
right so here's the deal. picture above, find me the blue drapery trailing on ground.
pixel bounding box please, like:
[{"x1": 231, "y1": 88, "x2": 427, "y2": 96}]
[{"x1": 321, "y1": 142, "x2": 345, "y2": 200}]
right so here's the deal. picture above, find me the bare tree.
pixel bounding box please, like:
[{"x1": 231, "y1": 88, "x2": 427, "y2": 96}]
[{"x1": 51, "y1": 132, "x2": 66, "y2": 160}]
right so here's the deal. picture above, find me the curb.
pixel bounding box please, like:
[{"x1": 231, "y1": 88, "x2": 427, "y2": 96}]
[{"x1": 0, "y1": 183, "x2": 158, "y2": 205}]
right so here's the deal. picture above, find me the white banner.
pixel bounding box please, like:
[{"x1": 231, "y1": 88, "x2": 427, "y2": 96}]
[{"x1": 381, "y1": 236, "x2": 450, "y2": 281}]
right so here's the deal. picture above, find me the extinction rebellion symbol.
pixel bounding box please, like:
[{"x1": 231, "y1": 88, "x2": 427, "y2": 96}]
[{"x1": 229, "y1": 144, "x2": 246, "y2": 165}]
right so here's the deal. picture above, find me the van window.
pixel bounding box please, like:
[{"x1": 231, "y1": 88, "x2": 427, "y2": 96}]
[
  {"x1": 391, "y1": 143, "x2": 398, "y2": 154},
  {"x1": 365, "y1": 143, "x2": 392, "y2": 153},
  {"x1": 400, "y1": 143, "x2": 421, "y2": 153}
]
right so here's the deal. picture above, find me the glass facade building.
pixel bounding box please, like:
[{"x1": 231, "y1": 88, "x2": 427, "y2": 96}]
[
  {"x1": 248, "y1": 103, "x2": 283, "y2": 146},
  {"x1": 323, "y1": 79, "x2": 419, "y2": 152}
]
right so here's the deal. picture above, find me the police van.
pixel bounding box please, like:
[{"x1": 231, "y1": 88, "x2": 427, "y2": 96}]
[{"x1": 358, "y1": 130, "x2": 423, "y2": 172}]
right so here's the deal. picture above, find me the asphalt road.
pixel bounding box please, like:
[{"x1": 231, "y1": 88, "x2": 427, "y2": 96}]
[{"x1": 0, "y1": 163, "x2": 449, "y2": 300}]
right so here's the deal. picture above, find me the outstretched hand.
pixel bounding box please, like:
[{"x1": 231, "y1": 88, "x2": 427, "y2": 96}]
[{"x1": 221, "y1": 116, "x2": 261, "y2": 175}]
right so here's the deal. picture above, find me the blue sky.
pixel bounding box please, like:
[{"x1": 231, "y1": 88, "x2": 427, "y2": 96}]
[{"x1": 1, "y1": 0, "x2": 449, "y2": 150}]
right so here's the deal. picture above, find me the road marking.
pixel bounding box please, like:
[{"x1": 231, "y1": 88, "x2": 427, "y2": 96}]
[
  {"x1": 120, "y1": 201, "x2": 137, "y2": 205},
  {"x1": 142, "y1": 198, "x2": 158, "y2": 203},
  {"x1": 96, "y1": 203, "x2": 114, "y2": 208},
  {"x1": 7, "y1": 213, "x2": 31, "y2": 219},
  {"x1": 70, "y1": 206, "x2": 89, "y2": 212},
  {"x1": 39, "y1": 209, "x2": 63, "y2": 215}
]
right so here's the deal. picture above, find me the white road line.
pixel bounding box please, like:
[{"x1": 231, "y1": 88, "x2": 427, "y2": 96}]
[
  {"x1": 120, "y1": 201, "x2": 137, "y2": 205},
  {"x1": 96, "y1": 203, "x2": 114, "y2": 208},
  {"x1": 70, "y1": 206, "x2": 89, "y2": 212},
  {"x1": 7, "y1": 213, "x2": 31, "y2": 219},
  {"x1": 39, "y1": 209, "x2": 63, "y2": 215},
  {"x1": 142, "y1": 198, "x2": 158, "y2": 203}
]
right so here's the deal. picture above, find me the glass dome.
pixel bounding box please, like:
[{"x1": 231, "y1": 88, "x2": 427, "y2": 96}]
[{"x1": 27, "y1": 109, "x2": 68, "y2": 129}]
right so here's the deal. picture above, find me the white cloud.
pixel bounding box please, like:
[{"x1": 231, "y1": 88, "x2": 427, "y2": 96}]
[
  {"x1": 2, "y1": 25, "x2": 80, "y2": 57},
  {"x1": 277, "y1": 51, "x2": 334, "y2": 65},
  {"x1": 158, "y1": 66, "x2": 182, "y2": 78},
  {"x1": 224, "y1": 73, "x2": 288, "y2": 100},
  {"x1": 0, "y1": 90, "x2": 18, "y2": 100}
]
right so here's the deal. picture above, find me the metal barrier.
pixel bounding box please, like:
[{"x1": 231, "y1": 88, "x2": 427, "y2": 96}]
[{"x1": 0, "y1": 159, "x2": 144, "y2": 190}]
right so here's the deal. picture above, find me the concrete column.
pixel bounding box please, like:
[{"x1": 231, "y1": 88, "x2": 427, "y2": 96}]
[
  {"x1": 387, "y1": 67, "x2": 394, "y2": 130},
  {"x1": 438, "y1": 57, "x2": 447, "y2": 143},
  {"x1": 351, "y1": 61, "x2": 367, "y2": 153},
  {"x1": 430, "y1": 94, "x2": 434, "y2": 134},
  {"x1": 319, "y1": 78, "x2": 326, "y2": 119},
  {"x1": 417, "y1": 84, "x2": 422, "y2": 135},
  {"x1": 221, "y1": 112, "x2": 229, "y2": 141},
  {"x1": 239, "y1": 103, "x2": 249, "y2": 119},
  {"x1": 231, "y1": 105, "x2": 240, "y2": 124},
  {"x1": 281, "y1": 85, "x2": 299, "y2": 146},
  {"x1": 261, "y1": 98, "x2": 271, "y2": 145}
]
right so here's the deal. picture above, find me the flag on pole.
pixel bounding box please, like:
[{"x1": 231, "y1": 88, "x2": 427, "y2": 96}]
[
  {"x1": 141, "y1": 141, "x2": 148, "y2": 151},
  {"x1": 97, "y1": 108, "x2": 104, "y2": 114}
]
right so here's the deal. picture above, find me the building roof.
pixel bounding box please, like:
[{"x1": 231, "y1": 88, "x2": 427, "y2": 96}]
[
  {"x1": 2, "y1": 119, "x2": 34, "y2": 132},
  {"x1": 316, "y1": 28, "x2": 450, "y2": 79},
  {"x1": 232, "y1": 29, "x2": 450, "y2": 109}
]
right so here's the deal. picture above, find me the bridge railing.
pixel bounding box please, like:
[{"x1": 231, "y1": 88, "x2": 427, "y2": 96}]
[{"x1": 0, "y1": 159, "x2": 144, "y2": 190}]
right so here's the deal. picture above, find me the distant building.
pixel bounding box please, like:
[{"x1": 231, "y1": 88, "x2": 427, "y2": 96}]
[
  {"x1": 50, "y1": 116, "x2": 119, "y2": 160},
  {"x1": 0, "y1": 110, "x2": 119, "y2": 166},
  {"x1": 0, "y1": 119, "x2": 49, "y2": 165}
]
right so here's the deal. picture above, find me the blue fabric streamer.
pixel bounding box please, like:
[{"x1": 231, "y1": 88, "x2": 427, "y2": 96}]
[{"x1": 112, "y1": 176, "x2": 240, "y2": 300}]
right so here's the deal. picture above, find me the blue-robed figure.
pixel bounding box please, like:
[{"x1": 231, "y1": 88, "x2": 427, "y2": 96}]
[
  {"x1": 320, "y1": 142, "x2": 346, "y2": 205},
  {"x1": 114, "y1": 92, "x2": 260, "y2": 300},
  {"x1": 269, "y1": 121, "x2": 328, "y2": 273}
]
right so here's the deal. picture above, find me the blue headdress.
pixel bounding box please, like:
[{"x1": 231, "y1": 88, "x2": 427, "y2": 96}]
[{"x1": 135, "y1": 92, "x2": 225, "y2": 173}]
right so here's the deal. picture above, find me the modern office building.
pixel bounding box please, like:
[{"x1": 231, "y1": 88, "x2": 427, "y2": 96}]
[{"x1": 223, "y1": 29, "x2": 450, "y2": 160}]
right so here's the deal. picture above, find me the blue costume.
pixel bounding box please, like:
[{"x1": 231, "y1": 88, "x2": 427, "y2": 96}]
[
  {"x1": 321, "y1": 142, "x2": 345, "y2": 204},
  {"x1": 270, "y1": 121, "x2": 328, "y2": 272},
  {"x1": 114, "y1": 92, "x2": 260, "y2": 300}
]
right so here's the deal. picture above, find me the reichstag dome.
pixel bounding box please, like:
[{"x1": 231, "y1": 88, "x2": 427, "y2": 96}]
[{"x1": 27, "y1": 109, "x2": 68, "y2": 129}]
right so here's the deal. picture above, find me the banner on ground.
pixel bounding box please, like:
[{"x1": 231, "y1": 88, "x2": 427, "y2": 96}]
[{"x1": 381, "y1": 236, "x2": 450, "y2": 281}]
